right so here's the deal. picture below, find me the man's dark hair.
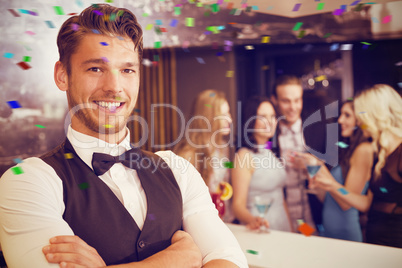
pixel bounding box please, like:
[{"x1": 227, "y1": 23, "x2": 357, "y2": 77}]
[{"x1": 57, "y1": 4, "x2": 143, "y2": 75}]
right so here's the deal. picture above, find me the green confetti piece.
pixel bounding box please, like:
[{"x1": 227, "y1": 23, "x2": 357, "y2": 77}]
[
  {"x1": 35, "y1": 124, "x2": 46, "y2": 128},
  {"x1": 153, "y1": 55, "x2": 160, "y2": 61},
  {"x1": 204, "y1": 104, "x2": 212, "y2": 107},
  {"x1": 78, "y1": 182, "x2": 89, "y2": 190},
  {"x1": 186, "y1": 17, "x2": 195, "y2": 27},
  {"x1": 11, "y1": 166, "x2": 24, "y2": 175},
  {"x1": 23, "y1": 56, "x2": 31, "y2": 62},
  {"x1": 223, "y1": 162, "x2": 234, "y2": 168},
  {"x1": 323, "y1": 33, "x2": 332, "y2": 38},
  {"x1": 196, "y1": 2, "x2": 203, "y2": 7},
  {"x1": 293, "y1": 22, "x2": 303, "y2": 31},
  {"x1": 53, "y1": 6, "x2": 65, "y2": 15},
  {"x1": 154, "y1": 41, "x2": 162, "y2": 49},
  {"x1": 145, "y1": 24, "x2": 153, "y2": 30},
  {"x1": 105, "y1": 0, "x2": 114, "y2": 3},
  {"x1": 347, "y1": 97, "x2": 354, "y2": 101},
  {"x1": 142, "y1": 13, "x2": 149, "y2": 17},
  {"x1": 211, "y1": 3, "x2": 220, "y2": 13},
  {"x1": 317, "y1": 3, "x2": 325, "y2": 10},
  {"x1": 246, "y1": 249, "x2": 259, "y2": 255},
  {"x1": 296, "y1": 219, "x2": 304, "y2": 225},
  {"x1": 174, "y1": 7, "x2": 181, "y2": 15},
  {"x1": 361, "y1": 42, "x2": 371, "y2": 45}
]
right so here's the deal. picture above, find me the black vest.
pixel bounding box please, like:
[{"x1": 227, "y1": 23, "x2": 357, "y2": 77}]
[{"x1": 41, "y1": 139, "x2": 182, "y2": 265}]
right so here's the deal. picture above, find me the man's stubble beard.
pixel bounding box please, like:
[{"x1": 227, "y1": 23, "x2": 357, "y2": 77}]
[{"x1": 66, "y1": 88, "x2": 128, "y2": 135}]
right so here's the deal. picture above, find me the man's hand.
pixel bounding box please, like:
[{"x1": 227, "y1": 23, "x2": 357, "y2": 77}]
[{"x1": 42, "y1": 235, "x2": 106, "y2": 268}]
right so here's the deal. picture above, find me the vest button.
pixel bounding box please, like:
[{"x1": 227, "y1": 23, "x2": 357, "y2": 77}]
[{"x1": 138, "y1": 240, "x2": 145, "y2": 248}]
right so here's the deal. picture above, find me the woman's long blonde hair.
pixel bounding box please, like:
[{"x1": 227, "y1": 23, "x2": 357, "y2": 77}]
[
  {"x1": 174, "y1": 89, "x2": 230, "y2": 185},
  {"x1": 354, "y1": 84, "x2": 402, "y2": 179}
]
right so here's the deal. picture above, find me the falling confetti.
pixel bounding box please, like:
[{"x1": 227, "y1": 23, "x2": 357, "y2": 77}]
[
  {"x1": 226, "y1": 70, "x2": 234, "y2": 77},
  {"x1": 92, "y1": 29, "x2": 100, "y2": 34},
  {"x1": 17, "y1": 62, "x2": 32, "y2": 70},
  {"x1": 297, "y1": 222, "x2": 315, "y2": 236},
  {"x1": 35, "y1": 124, "x2": 46, "y2": 128},
  {"x1": 64, "y1": 153, "x2": 74, "y2": 159},
  {"x1": 317, "y1": 3, "x2": 325, "y2": 10},
  {"x1": 170, "y1": 19, "x2": 178, "y2": 27},
  {"x1": 23, "y1": 56, "x2": 31, "y2": 62},
  {"x1": 78, "y1": 182, "x2": 89, "y2": 189},
  {"x1": 246, "y1": 249, "x2": 259, "y2": 255},
  {"x1": 45, "y1": 20, "x2": 56, "y2": 28},
  {"x1": 379, "y1": 187, "x2": 388, "y2": 193},
  {"x1": 71, "y1": 23, "x2": 79, "y2": 31},
  {"x1": 196, "y1": 57, "x2": 205, "y2": 64},
  {"x1": 186, "y1": 17, "x2": 195, "y2": 27},
  {"x1": 100, "y1": 42, "x2": 108, "y2": 46},
  {"x1": 261, "y1": 36, "x2": 270, "y2": 43},
  {"x1": 382, "y1": 15, "x2": 391, "y2": 24},
  {"x1": 265, "y1": 141, "x2": 272, "y2": 149},
  {"x1": 204, "y1": 104, "x2": 212, "y2": 108},
  {"x1": 53, "y1": 6, "x2": 65, "y2": 15},
  {"x1": 335, "y1": 141, "x2": 349, "y2": 148},
  {"x1": 103, "y1": 124, "x2": 114, "y2": 128},
  {"x1": 3, "y1": 52, "x2": 14, "y2": 59},
  {"x1": 245, "y1": 45, "x2": 254, "y2": 50},
  {"x1": 13, "y1": 158, "x2": 23, "y2": 164},
  {"x1": 8, "y1": 9, "x2": 20, "y2": 17},
  {"x1": 292, "y1": 22, "x2": 303, "y2": 31},
  {"x1": 93, "y1": 10, "x2": 103, "y2": 16},
  {"x1": 101, "y1": 57, "x2": 109, "y2": 62},
  {"x1": 292, "y1": 3, "x2": 302, "y2": 12},
  {"x1": 154, "y1": 41, "x2": 162, "y2": 49},
  {"x1": 11, "y1": 166, "x2": 24, "y2": 175},
  {"x1": 223, "y1": 162, "x2": 234, "y2": 169},
  {"x1": 7, "y1": 100, "x2": 22, "y2": 109},
  {"x1": 337, "y1": 188, "x2": 349, "y2": 195},
  {"x1": 333, "y1": 9, "x2": 344, "y2": 16}
]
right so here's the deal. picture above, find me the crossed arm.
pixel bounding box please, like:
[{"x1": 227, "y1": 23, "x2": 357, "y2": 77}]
[{"x1": 42, "y1": 230, "x2": 236, "y2": 268}]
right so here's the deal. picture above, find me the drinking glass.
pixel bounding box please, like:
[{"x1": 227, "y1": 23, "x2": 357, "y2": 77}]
[{"x1": 254, "y1": 196, "x2": 273, "y2": 233}]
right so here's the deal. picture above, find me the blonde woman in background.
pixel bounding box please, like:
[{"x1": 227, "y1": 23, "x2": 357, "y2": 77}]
[
  {"x1": 174, "y1": 89, "x2": 234, "y2": 222},
  {"x1": 311, "y1": 84, "x2": 402, "y2": 248}
]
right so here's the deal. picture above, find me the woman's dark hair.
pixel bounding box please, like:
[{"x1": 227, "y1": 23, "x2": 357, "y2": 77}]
[
  {"x1": 238, "y1": 96, "x2": 278, "y2": 155},
  {"x1": 338, "y1": 100, "x2": 372, "y2": 179}
]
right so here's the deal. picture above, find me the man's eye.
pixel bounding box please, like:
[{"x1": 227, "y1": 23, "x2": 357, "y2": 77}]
[
  {"x1": 122, "y1": 69, "x2": 134, "y2": 74},
  {"x1": 88, "y1": 67, "x2": 101, "y2": 72}
]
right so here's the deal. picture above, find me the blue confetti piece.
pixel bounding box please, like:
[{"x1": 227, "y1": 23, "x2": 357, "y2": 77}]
[
  {"x1": 92, "y1": 29, "x2": 100, "y2": 34},
  {"x1": 379, "y1": 187, "x2": 388, "y2": 193},
  {"x1": 18, "y1": 9, "x2": 30, "y2": 14},
  {"x1": 170, "y1": 19, "x2": 178, "y2": 27},
  {"x1": 7, "y1": 100, "x2": 22, "y2": 109},
  {"x1": 196, "y1": 57, "x2": 205, "y2": 64},
  {"x1": 45, "y1": 21, "x2": 56, "y2": 28},
  {"x1": 340, "y1": 5, "x2": 347, "y2": 10},
  {"x1": 3, "y1": 52, "x2": 14, "y2": 59},
  {"x1": 350, "y1": 0, "x2": 361, "y2": 6},
  {"x1": 13, "y1": 158, "x2": 23, "y2": 164},
  {"x1": 156, "y1": 19, "x2": 162, "y2": 25},
  {"x1": 100, "y1": 42, "x2": 108, "y2": 46},
  {"x1": 335, "y1": 141, "x2": 349, "y2": 148},
  {"x1": 337, "y1": 188, "x2": 349, "y2": 195},
  {"x1": 330, "y1": 43, "x2": 339, "y2": 51},
  {"x1": 252, "y1": 5, "x2": 259, "y2": 10}
]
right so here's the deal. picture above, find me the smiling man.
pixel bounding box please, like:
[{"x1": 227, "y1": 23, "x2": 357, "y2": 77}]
[{"x1": 0, "y1": 4, "x2": 247, "y2": 268}]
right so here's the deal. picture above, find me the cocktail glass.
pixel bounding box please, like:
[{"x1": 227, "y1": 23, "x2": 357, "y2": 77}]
[{"x1": 254, "y1": 196, "x2": 273, "y2": 233}]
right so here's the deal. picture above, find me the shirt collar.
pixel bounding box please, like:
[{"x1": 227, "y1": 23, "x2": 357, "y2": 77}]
[
  {"x1": 67, "y1": 125, "x2": 132, "y2": 170},
  {"x1": 279, "y1": 118, "x2": 302, "y2": 135}
]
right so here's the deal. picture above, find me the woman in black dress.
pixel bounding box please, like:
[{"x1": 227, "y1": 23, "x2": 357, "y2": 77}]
[{"x1": 311, "y1": 84, "x2": 402, "y2": 248}]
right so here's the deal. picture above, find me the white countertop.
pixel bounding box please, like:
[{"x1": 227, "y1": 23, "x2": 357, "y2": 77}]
[{"x1": 226, "y1": 223, "x2": 402, "y2": 268}]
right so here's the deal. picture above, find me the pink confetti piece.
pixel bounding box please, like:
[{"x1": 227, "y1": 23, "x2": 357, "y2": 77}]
[
  {"x1": 25, "y1": 31, "x2": 35, "y2": 35},
  {"x1": 382, "y1": 15, "x2": 391, "y2": 24},
  {"x1": 71, "y1": 23, "x2": 79, "y2": 31}
]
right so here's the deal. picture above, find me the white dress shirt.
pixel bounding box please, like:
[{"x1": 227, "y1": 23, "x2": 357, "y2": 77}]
[{"x1": 0, "y1": 125, "x2": 247, "y2": 267}]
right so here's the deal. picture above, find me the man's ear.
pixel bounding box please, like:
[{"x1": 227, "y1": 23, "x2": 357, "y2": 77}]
[{"x1": 54, "y1": 61, "x2": 68, "y2": 92}]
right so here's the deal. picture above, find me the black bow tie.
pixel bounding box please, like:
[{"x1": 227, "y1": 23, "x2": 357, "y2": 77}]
[{"x1": 92, "y1": 148, "x2": 142, "y2": 176}]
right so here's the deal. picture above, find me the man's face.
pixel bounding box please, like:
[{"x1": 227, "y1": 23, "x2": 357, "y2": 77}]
[
  {"x1": 275, "y1": 84, "x2": 303, "y2": 126},
  {"x1": 66, "y1": 33, "x2": 140, "y2": 135}
]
